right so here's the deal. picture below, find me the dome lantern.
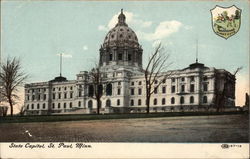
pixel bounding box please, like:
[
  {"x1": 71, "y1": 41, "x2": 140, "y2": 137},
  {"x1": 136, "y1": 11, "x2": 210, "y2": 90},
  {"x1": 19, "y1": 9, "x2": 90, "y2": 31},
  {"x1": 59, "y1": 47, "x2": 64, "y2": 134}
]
[{"x1": 117, "y1": 9, "x2": 127, "y2": 27}]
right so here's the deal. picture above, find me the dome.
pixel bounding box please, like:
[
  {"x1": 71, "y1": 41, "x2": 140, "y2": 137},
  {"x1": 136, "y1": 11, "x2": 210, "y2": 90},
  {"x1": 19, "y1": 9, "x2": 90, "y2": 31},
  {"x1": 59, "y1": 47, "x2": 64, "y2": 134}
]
[{"x1": 103, "y1": 9, "x2": 139, "y2": 48}]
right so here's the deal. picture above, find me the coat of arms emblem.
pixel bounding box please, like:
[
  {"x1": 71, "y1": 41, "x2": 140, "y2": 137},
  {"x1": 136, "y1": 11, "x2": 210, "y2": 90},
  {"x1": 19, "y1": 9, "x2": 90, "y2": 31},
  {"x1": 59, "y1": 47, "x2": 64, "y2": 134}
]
[{"x1": 210, "y1": 5, "x2": 241, "y2": 39}]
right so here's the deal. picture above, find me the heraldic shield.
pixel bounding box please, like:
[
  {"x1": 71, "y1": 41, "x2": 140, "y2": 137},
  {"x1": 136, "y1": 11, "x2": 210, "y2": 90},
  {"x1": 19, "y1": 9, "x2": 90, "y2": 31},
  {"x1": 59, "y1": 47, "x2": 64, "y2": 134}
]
[{"x1": 210, "y1": 5, "x2": 241, "y2": 39}]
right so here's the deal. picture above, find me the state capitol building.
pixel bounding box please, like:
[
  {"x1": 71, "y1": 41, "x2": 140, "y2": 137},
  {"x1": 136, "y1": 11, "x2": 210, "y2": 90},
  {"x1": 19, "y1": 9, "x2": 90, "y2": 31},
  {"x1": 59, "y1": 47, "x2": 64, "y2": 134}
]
[{"x1": 24, "y1": 10, "x2": 236, "y2": 115}]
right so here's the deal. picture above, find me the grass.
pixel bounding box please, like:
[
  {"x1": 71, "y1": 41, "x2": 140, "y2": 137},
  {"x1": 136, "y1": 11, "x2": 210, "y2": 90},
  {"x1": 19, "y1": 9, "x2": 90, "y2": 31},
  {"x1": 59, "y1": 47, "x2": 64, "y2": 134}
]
[{"x1": 0, "y1": 111, "x2": 247, "y2": 124}]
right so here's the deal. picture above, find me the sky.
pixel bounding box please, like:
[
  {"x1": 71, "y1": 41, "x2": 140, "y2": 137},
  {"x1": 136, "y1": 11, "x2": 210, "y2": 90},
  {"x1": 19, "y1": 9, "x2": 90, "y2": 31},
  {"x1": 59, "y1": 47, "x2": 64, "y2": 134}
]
[{"x1": 1, "y1": 0, "x2": 249, "y2": 109}]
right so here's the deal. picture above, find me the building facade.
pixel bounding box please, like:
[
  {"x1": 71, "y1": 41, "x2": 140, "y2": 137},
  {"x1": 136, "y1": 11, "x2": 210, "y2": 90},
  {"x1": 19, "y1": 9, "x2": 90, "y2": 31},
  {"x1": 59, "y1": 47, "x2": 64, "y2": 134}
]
[{"x1": 24, "y1": 10, "x2": 236, "y2": 115}]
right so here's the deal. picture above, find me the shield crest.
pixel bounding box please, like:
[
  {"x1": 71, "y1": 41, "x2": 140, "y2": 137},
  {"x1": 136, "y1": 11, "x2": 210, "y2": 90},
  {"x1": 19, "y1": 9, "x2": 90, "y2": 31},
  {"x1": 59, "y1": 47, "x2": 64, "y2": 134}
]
[{"x1": 210, "y1": 5, "x2": 241, "y2": 39}]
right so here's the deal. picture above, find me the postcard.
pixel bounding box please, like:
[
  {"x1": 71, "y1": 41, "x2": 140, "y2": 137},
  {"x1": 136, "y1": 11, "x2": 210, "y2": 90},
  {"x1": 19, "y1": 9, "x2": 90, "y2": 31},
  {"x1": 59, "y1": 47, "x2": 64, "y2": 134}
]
[{"x1": 0, "y1": 0, "x2": 249, "y2": 158}]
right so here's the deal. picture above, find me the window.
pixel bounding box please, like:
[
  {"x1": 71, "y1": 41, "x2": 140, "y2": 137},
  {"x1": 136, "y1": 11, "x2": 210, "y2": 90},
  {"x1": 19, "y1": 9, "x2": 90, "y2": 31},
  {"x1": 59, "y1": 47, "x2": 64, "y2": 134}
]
[
  {"x1": 69, "y1": 102, "x2": 72, "y2": 108},
  {"x1": 162, "y1": 86, "x2": 166, "y2": 94},
  {"x1": 38, "y1": 94, "x2": 40, "y2": 100},
  {"x1": 88, "y1": 85, "x2": 94, "y2": 97},
  {"x1": 109, "y1": 53, "x2": 113, "y2": 61},
  {"x1": 52, "y1": 93, "x2": 55, "y2": 99},
  {"x1": 37, "y1": 104, "x2": 40, "y2": 109},
  {"x1": 162, "y1": 79, "x2": 166, "y2": 84},
  {"x1": 70, "y1": 92, "x2": 73, "y2": 98},
  {"x1": 27, "y1": 95, "x2": 30, "y2": 101},
  {"x1": 64, "y1": 87, "x2": 67, "y2": 91},
  {"x1": 171, "y1": 97, "x2": 175, "y2": 104},
  {"x1": 43, "y1": 103, "x2": 46, "y2": 109},
  {"x1": 190, "y1": 76, "x2": 195, "y2": 82},
  {"x1": 117, "y1": 99, "x2": 120, "y2": 106},
  {"x1": 190, "y1": 84, "x2": 195, "y2": 92},
  {"x1": 131, "y1": 82, "x2": 134, "y2": 86},
  {"x1": 181, "y1": 77, "x2": 185, "y2": 81},
  {"x1": 180, "y1": 96, "x2": 185, "y2": 104},
  {"x1": 118, "y1": 82, "x2": 121, "y2": 85},
  {"x1": 138, "y1": 99, "x2": 141, "y2": 106},
  {"x1": 64, "y1": 103, "x2": 66, "y2": 108},
  {"x1": 128, "y1": 54, "x2": 132, "y2": 61},
  {"x1": 130, "y1": 100, "x2": 134, "y2": 106},
  {"x1": 43, "y1": 94, "x2": 46, "y2": 100},
  {"x1": 58, "y1": 87, "x2": 61, "y2": 91},
  {"x1": 58, "y1": 103, "x2": 61, "y2": 109},
  {"x1": 203, "y1": 76, "x2": 208, "y2": 81},
  {"x1": 32, "y1": 95, "x2": 35, "y2": 101},
  {"x1": 190, "y1": 96, "x2": 194, "y2": 103},
  {"x1": 118, "y1": 54, "x2": 122, "y2": 60},
  {"x1": 52, "y1": 103, "x2": 55, "y2": 109},
  {"x1": 106, "y1": 100, "x2": 111, "y2": 107},
  {"x1": 153, "y1": 98, "x2": 157, "y2": 105},
  {"x1": 138, "y1": 88, "x2": 142, "y2": 95},
  {"x1": 162, "y1": 98, "x2": 166, "y2": 105},
  {"x1": 154, "y1": 87, "x2": 157, "y2": 94},
  {"x1": 78, "y1": 101, "x2": 81, "y2": 107},
  {"x1": 64, "y1": 93, "x2": 67, "y2": 99},
  {"x1": 27, "y1": 104, "x2": 29, "y2": 110},
  {"x1": 70, "y1": 86, "x2": 73, "y2": 90},
  {"x1": 138, "y1": 81, "x2": 142, "y2": 85},
  {"x1": 31, "y1": 104, "x2": 34, "y2": 109},
  {"x1": 171, "y1": 78, "x2": 175, "y2": 82},
  {"x1": 117, "y1": 88, "x2": 121, "y2": 95},
  {"x1": 181, "y1": 85, "x2": 185, "y2": 92},
  {"x1": 53, "y1": 88, "x2": 55, "y2": 91},
  {"x1": 106, "y1": 83, "x2": 112, "y2": 96},
  {"x1": 203, "y1": 96, "x2": 208, "y2": 103},
  {"x1": 58, "y1": 93, "x2": 61, "y2": 99},
  {"x1": 171, "y1": 86, "x2": 175, "y2": 93},
  {"x1": 154, "y1": 80, "x2": 158, "y2": 84},
  {"x1": 79, "y1": 91, "x2": 82, "y2": 97},
  {"x1": 203, "y1": 83, "x2": 208, "y2": 91},
  {"x1": 130, "y1": 88, "x2": 134, "y2": 95}
]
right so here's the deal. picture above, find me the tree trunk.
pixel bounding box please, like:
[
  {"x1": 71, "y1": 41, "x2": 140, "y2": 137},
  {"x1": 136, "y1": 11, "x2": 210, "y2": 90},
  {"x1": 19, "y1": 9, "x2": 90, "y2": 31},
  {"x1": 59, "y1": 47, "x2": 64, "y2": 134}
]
[
  {"x1": 8, "y1": 97, "x2": 13, "y2": 116},
  {"x1": 97, "y1": 99, "x2": 101, "y2": 114},
  {"x1": 146, "y1": 96, "x2": 150, "y2": 114}
]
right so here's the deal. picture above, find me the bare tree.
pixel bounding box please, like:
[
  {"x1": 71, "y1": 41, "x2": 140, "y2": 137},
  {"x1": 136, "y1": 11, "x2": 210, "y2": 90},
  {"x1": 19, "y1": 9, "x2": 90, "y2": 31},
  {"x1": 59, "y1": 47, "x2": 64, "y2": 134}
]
[
  {"x1": 144, "y1": 44, "x2": 172, "y2": 114},
  {"x1": 213, "y1": 67, "x2": 242, "y2": 112},
  {"x1": 88, "y1": 64, "x2": 104, "y2": 114},
  {"x1": 18, "y1": 105, "x2": 26, "y2": 116},
  {"x1": 0, "y1": 57, "x2": 28, "y2": 116}
]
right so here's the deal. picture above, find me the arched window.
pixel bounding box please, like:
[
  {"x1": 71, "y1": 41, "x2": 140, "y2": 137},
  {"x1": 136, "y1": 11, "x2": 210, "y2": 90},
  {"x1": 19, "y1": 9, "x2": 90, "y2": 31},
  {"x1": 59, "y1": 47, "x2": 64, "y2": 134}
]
[
  {"x1": 180, "y1": 96, "x2": 185, "y2": 104},
  {"x1": 190, "y1": 96, "x2": 194, "y2": 104},
  {"x1": 130, "y1": 100, "x2": 134, "y2": 106},
  {"x1": 153, "y1": 98, "x2": 157, "y2": 105},
  {"x1": 78, "y1": 101, "x2": 81, "y2": 107},
  {"x1": 52, "y1": 103, "x2": 55, "y2": 109},
  {"x1": 138, "y1": 99, "x2": 141, "y2": 106},
  {"x1": 106, "y1": 83, "x2": 112, "y2": 96},
  {"x1": 69, "y1": 102, "x2": 72, "y2": 108},
  {"x1": 43, "y1": 103, "x2": 46, "y2": 109},
  {"x1": 171, "y1": 97, "x2": 175, "y2": 104},
  {"x1": 88, "y1": 85, "x2": 94, "y2": 97},
  {"x1": 203, "y1": 96, "x2": 208, "y2": 103},
  {"x1": 117, "y1": 99, "x2": 120, "y2": 106},
  {"x1": 58, "y1": 103, "x2": 61, "y2": 109},
  {"x1": 162, "y1": 98, "x2": 166, "y2": 105},
  {"x1": 37, "y1": 104, "x2": 40, "y2": 109},
  {"x1": 88, "y1": 100, "x2": 93, "y2": 109},
  {"x1": 106, "y1": 99, "x2": 111, "y2": 107},
  {"x1": 64, "y1": 103, "x2": 67, "y2": 108}
]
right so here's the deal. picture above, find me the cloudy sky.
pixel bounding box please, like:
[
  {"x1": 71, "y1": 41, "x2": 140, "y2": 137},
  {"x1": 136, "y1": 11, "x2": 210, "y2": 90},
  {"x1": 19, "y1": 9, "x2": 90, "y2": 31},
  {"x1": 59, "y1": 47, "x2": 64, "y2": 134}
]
[{"x1": 1, "y1": 0, "x2": 249, "y2": 107}]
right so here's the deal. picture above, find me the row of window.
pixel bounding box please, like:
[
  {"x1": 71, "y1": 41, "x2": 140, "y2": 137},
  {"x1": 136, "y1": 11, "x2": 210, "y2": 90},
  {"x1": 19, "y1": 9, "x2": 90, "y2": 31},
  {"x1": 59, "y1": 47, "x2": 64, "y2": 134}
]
[
  {"x1": 27, "y1": 91, "x2": 77, "y2": 101},
  {"x1": 26, "y1": 101, "x2": 82, "y2": 110},
  {"x1": 129, "y1": 76, "x2": 209, "y2": 86},
  {"x1": 130, "y1": 83, "x2": 208, "y2": 95},
  {"x1": 129, "y1": 96, "x2": 208, "y2": 106}
]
